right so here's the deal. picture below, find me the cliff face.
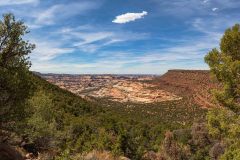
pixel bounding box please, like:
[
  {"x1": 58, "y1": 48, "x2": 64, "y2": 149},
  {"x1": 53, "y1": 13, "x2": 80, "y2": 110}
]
[{"x1": 153, "y1": 70, "x2": 219, "y2": 108}]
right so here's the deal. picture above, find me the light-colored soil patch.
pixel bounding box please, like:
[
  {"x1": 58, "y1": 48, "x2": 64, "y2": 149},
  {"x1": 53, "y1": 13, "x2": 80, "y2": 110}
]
[{"x1": 89, "y1": 81, "x2": 181, "y2": 103}]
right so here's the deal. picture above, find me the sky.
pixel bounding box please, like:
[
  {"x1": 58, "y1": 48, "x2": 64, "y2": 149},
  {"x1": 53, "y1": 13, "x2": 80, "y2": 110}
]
[{"x1": 0, "y1": 0, "x2": 239, "y2": 74}]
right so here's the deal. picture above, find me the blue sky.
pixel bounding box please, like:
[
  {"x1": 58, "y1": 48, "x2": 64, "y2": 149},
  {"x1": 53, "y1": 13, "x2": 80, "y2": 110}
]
[{"x1": 0, "y1": 0, "x2": 239, "y2": 74}]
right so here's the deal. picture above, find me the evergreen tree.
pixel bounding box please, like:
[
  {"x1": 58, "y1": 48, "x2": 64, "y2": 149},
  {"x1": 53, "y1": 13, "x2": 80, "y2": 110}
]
[
  {"x1": 0, "y1": 13, "x2": 35, "y2": 124},
  {"x1": 205, "y1": 24, "x2": 240, "y2": 113},
  {"x1": 205, "y1": 24, "x2": 240, "y2": 159}
]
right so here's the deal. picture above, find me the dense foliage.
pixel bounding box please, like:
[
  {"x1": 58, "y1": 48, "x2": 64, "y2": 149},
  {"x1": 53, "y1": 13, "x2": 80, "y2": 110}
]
[
  {"x1": 205, "y1": 24, "x2": 240, "y2": 159},
  {"x1": 24, "y1": 75, "x2": 193, "y2": 159},
  {"x1": 205, "y1": 24, "x2": 240, "y2": 113}
]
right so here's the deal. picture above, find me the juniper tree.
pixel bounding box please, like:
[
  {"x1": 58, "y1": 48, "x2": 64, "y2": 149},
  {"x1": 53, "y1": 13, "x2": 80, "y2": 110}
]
[
  {"x1": 0, "y1": 13, "x2": 35, "y2": 124},
  {"x1": 205, "y1": 24, "x2": 240, "y2": 159},
  {"x1": 205, "y1": 24, "x2": 240, "y2": 113}
]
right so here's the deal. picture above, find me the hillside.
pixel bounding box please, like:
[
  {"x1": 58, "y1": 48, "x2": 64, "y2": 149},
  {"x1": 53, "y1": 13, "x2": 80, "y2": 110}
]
[
  {"x1": 1, "y1": 71, "x2": 210, "y2": 159},
  {"x1": 1, "y1": 71, "x2": 218, "y2": 159},
  {"x1": 40, "y1": 73, "x2": 207, "y2": 125},
  {"x1": 152, "y1": 70, "x2": 219, "y2": 108},
  {"x1": 1, "y1": 73, "x2": 200, "y2": 159}
]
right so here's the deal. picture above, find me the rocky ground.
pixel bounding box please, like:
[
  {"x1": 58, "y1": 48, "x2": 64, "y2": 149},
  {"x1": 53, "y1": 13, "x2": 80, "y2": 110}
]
[
  {"x1": 88, "y1": 81, "x2": 181, "y2": 103},
  {"x1": 40, "y1": 70, "x2": 219, "y2": 107},
  {"x1": 41, "y1": 74, "x2": 181, "y2": 103}
]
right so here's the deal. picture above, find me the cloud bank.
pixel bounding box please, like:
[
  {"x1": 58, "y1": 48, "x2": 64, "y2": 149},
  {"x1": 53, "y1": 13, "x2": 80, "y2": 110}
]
[{"x1": 112, "y1": 11, "x2": 148, "y2": 24}]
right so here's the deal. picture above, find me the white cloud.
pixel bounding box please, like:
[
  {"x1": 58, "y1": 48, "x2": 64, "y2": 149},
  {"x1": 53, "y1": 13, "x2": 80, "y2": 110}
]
[
  {"x1": 203, "y1": 0, "x2": 209, "y2": 4},
  {"x1": 0, "y1": 0, "x2": 39, "y2": 6},
  {"x1": 30, "y1": 40, "x2": 74, "y2": 61},
  {"x1": 28, "y1": 1, "x2": 100, "y2": 28},
  {"x1": 30, "y1": 32, "x2": 217, "y2": 74},
  {"x1": 34, "y1": 5, "x2": 60, "y2": 25},
  {"x1": 58, "y1": 26, "x2": 149, "y2": 53},
  {"x1": 112, "y1": 11, "x2": 148, "y2": 24},
  {"x1": 212, "y1": 7, "x2": 218, "y2": 11},
  {"x1": 31, "y1": 16, "x2": 225, "y2": 74},
  {"x1": 73, "y1": 32, "x2": 114, "y2": 46},
  {"x1": 191, "y1": 17, "x2": 237, "y2": 37}
]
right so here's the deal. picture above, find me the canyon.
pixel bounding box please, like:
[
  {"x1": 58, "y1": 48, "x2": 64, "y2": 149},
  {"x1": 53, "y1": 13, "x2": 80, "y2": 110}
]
[
  {"x1": 40, "y1": 74, "x2": 181, "y2": 103},
  {"x1": 40, "y1": 70, "x2": 218, "y2": 108}
]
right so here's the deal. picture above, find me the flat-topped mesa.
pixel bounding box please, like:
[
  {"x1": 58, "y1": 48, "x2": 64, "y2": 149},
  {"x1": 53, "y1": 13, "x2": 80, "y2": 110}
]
[
  {"x1": 167, "y1": 69, "x2": 210, "y2": 74},
  {"x1": 160, "y1": 70, "x2": 212, "y2": 83},
  {"x1": 154, "y1": 69, "x2": 219, "y2": 108}
]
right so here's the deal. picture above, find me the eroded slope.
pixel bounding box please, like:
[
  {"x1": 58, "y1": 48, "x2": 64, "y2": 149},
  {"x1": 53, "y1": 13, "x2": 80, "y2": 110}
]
[{"x1": 152, "y1": 70, "x2": 219, "y2": 108}]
